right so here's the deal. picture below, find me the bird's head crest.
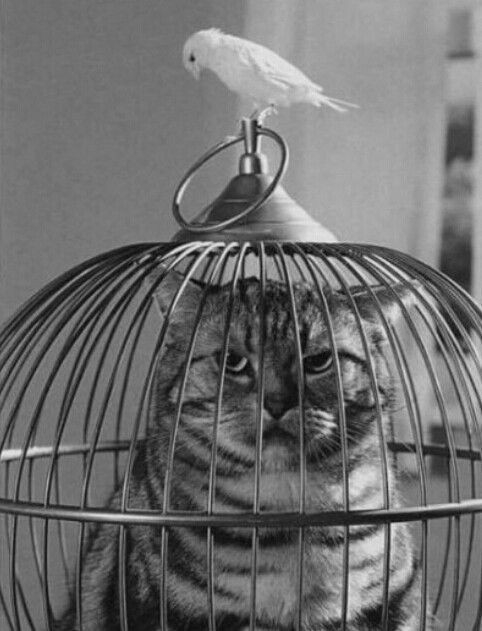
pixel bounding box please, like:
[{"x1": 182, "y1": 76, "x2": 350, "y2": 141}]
[{"x1": 183, "y1": 28, "x2": 224, "y2": 80}]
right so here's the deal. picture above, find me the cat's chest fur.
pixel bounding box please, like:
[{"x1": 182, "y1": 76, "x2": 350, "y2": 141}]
[{"x1": 212, "y1": 520, "x2": 413, "y2": 629}]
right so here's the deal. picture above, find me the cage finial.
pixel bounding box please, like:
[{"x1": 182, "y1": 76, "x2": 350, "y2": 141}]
[
  {"x1": 238, "y1": 117, "x2": 268, "y2": 175},
  {"x1": 172, "y1": 120, "x2": 337, "y2": 243}
]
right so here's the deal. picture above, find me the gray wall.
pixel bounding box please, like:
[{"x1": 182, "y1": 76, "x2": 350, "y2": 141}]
[
  {"x1": 473, "y1": 6, "x2": 482, "y2": 305},
  {"x1": 0, "y1": 0, "x2": 244, "y2": 322}
]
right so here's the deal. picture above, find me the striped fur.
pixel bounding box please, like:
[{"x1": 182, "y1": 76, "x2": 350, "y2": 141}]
[{"x1": 57, "y1": 275, "x2": 430, "y2": 630}]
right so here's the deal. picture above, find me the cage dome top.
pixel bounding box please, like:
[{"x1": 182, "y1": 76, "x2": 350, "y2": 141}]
[{"x1": 172, "y1": 118, "x2": 337, "y2": 243}]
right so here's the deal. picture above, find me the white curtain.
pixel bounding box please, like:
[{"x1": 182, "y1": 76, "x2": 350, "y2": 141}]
[
  {"x1": 241, "y1": 0, "x2": 447, "y2": 264},
  {"x1": 473, "y1": 5, "x2": 482, "y2": 304}
]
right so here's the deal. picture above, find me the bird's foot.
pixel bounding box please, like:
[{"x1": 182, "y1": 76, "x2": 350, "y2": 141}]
[
  {"x1": 235, "y1": 104, "x2": 277, "y2": 139},
  {"x1": 253, "y1": 104, "x2": 278, "y2": 126}
]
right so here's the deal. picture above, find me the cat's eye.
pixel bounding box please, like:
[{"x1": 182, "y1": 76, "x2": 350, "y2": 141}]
[
  {"x1": 189, "y1": 53, "x2": 196, "y2": 62},
  {"x1": 304, "y1": 351, "x2": 333, "y2": 375},
  {"x1": 225, "y1": 350, "x2": 249, "y2": 374}
]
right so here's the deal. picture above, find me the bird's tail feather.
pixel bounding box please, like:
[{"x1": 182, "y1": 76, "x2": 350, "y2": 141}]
[{"x1": 312, "y1": 93, "x2": 359, "y2": 112}]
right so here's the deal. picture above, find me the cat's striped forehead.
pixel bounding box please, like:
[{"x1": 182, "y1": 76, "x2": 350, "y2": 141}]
[
  {"x1": 156, "y1": 272, "x2": 411, "y2": 356},
  {"x1": 229, "y1": 278, "x2": 324, "y2": 345},
  {"x1": 217, "y1": 278, "x2": 398, "y2": 358}
]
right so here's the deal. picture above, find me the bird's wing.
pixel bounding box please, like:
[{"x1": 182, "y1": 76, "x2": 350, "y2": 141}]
[{"x1": 237, "y1": 38, "x2": 323, "y2": 91}]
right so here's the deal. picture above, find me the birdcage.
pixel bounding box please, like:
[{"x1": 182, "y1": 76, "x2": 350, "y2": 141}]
[{"x1": 1, "y1": 118, "x2": 482, "y2": 631}]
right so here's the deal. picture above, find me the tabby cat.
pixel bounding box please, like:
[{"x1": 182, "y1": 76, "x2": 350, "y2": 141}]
[{"x1": 57, "y1": 271, "x2": 428, "y2": 631}]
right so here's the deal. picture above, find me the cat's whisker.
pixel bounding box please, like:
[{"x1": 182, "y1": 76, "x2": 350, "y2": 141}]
[{"x1": 388, "y1": 402, "x2": 409, "y2": 415}]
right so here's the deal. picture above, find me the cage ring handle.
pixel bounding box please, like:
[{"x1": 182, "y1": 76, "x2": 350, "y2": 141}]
[{"x1": 172, "y1": 125, "x2": 288, "y2": 233}]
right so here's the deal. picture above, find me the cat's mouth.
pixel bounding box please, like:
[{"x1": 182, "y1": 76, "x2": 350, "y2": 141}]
[
  {"x1": 262, "y1": 426, "x2": 294, "y2": 445},
  {"x1": 261, "y1": 426, "x2": 299, "y2": 474}
]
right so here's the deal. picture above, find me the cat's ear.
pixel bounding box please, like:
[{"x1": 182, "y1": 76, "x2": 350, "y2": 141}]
[
  {"x1": 146, "y1": 267, "x2": 203, "y2": 321},
  {"x1": 349, "y1": 282, "x2": 420, "y2": 325}
]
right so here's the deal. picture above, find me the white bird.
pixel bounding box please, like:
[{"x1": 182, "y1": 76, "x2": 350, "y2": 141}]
[{"x1": 182, "y1": 28, "x2": 358, "y2": 120}]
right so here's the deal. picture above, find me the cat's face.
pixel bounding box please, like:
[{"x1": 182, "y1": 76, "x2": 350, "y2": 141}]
[{"x1": 150, "y1": 271, "x2": 410, "y2": 480}]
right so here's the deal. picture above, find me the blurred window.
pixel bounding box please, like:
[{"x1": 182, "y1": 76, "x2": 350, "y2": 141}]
[
  {"x1": 447, "y1": 8, "x2": 473, "y2": 59},
  {"x1": 438, "y1": 8, "x2": 476, "y2": 344}
]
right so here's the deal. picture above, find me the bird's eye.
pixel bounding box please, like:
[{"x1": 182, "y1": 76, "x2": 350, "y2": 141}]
[
  {"x1": 224, "y1": 350, "x2": 249, "y2": 374},
  {"x1": 189, "y1": 53, "x2": 196, "y2": 62},
  {"x1": 304, "y1": 351, "x2": 333, "y2": 375}
]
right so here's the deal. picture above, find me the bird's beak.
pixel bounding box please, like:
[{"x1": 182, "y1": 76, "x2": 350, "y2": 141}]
[{"x1": 188, "y1": 63, "x2": 201, "y2": 81}]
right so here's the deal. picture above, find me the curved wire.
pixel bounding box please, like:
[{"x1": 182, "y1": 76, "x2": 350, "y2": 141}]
[
  {"x1": 44, "y1": 244, "x2": 188, "y2": 630},
  {"x1": 172, "y1": 127, "x2": 288, "y2": 233},
  {"x1": 355, "y1": 245, "x2": 482, "y2": 627},
  {"x1": 316, "y1": 244, "x2": 431, "y2": 630},
  {"x1": 248, "y1": 242, "x2": 266, "y2": 631},
  {"x1": 310, "y1": 244, "x2": 393, "y2": 630},
  {"x1": 114, "y1": 243, "x2": 222, "y2": 631},
  {"x1": 5, "y1": 247, "x2": 149, "y2": 630},
  {"x1": 291, "y1": 244, "x2": 350, "y2": 631},
  {"x1": 0, "y1": 254, "x2": 127, "y2": 629},
  {"x1": 206, "y1": 243, "x2": 249, "y2": 631},
  {"x1": 41, "y1": 245, "x2": 166, "y2": 629},
  {"x1": 361, "y1": 243, "x2": 482, "y2": 627},
  {"x1": 158, "y1": 242, "x2": 238, "y2": 631},
  {"x1": 274, "y1": 244, "x2": 307, "y2": 631}
]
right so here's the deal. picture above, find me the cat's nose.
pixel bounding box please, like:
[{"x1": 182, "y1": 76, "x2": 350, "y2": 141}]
[{"x1": 264, "y1": 395, "x2": 297, "y2": 420}]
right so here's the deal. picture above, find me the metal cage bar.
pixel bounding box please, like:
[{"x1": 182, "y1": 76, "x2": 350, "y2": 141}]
[
  {"x1": 318, "y1": 247, "x2": 431, "y2": 631},
  {"x1": 248, "y1": 242, "x2": 267, "y2": 631},
  {"x1": 293, "y1": 245, "x2": 351, "y2": 631},
  {"x1": 275, "y1": 244, "x2": 307, "y2": 631}
]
